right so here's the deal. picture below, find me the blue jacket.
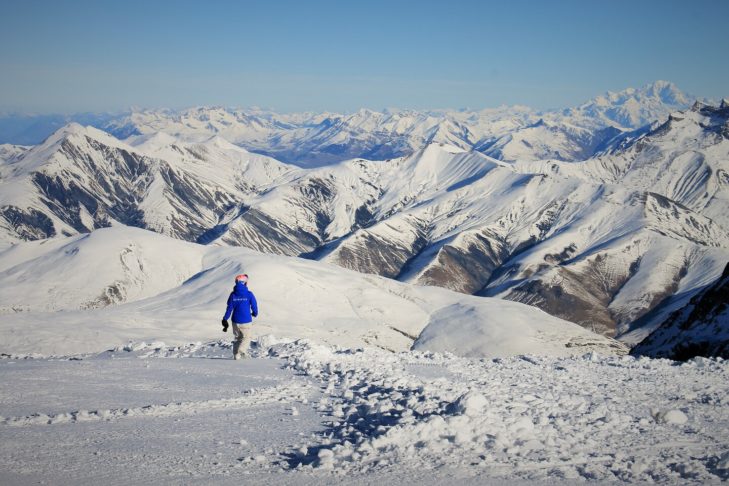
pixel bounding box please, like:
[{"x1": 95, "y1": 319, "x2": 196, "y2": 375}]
[{"x1": 223, "y1": 282, "x2": 258, "y2": 324}]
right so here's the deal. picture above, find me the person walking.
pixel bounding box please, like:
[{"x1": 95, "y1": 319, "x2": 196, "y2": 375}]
[{"x1": 221, "y1": 274, "x2": 258, "y2": 360}]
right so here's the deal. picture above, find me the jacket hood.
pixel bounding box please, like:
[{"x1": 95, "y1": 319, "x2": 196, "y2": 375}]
[{"x1": 233, "y1": 281, "x2": 248, "y2": 295}]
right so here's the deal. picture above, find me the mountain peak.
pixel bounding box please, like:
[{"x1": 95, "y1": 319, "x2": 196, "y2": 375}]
[
  {"x1": 52, "y1": 122, "x2": 88, "y2": 137},
  {"x1": 43, "y1": 123, "x2": 130, "y2": 150},
  {"x1": 202, "y1": 134, "x2": 246, "y2": 152},
  {"x1": 643, "y1": 80, "x2": 690, "y2": 106},
  {"x1": 570, "y1": 80, "x2": 693, "y2": 129},
  {"x1": 592, "y1": 81, "x2": 690, "y2": 109}
]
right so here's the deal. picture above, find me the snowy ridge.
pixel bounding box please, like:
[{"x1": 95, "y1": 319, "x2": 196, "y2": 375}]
[
  {"x1": 0, "y1": 143, "x2": 29, "y2": 164},
  {"x1": 521, "y1": 100, "x2": 729, "y2": 226},
  {"x1": 0, "y1": 124, "x2": 294, "y2": 247}
]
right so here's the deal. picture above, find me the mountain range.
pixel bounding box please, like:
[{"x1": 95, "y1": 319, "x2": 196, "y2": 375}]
[
  {"x1": 0, "y1": 81, "x2": 727, "y2": 353},
  {"x1": 1, "y1": 80, "x2": 692, "y2": 166}
]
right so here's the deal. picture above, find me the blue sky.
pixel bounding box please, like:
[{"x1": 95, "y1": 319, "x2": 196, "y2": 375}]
[{"x1": 1, "y1": 0, "x2": 727, "y2": 113}]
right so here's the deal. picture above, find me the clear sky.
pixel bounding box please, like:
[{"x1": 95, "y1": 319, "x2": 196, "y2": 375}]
[{"x1": 1, "y1": 0, "x2": 727, "y2": 113}]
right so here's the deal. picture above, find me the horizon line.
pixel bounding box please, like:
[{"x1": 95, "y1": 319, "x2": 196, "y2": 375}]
[{"x1": 0, "y1": 79, "x2": 705, "y2": 118}]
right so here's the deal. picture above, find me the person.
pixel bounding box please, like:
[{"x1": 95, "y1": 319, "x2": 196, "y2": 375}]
[{"x1": 221, "y1": 274, "x2": 258, "y2": 360}]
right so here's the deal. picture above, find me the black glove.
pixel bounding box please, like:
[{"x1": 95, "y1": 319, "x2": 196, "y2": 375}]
[
  {"x1": 252, "y1": 312, "x2": 257, "y2": 318},
  {"x1": 221, "y1": 319, "x2": 228, "y2": 332}
]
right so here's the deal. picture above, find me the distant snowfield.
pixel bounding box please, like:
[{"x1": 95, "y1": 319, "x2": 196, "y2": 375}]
[
  {"x1": 0, "y1": 225, "x2": 625, "y2": 358},
  {"x1": 0, "y1": 340, "x2": 726, "y2": 484}
]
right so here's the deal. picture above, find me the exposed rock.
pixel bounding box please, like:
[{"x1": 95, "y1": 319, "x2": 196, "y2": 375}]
[{"x1": 632, "y1": 263, "x2": 729, "y2": 360}]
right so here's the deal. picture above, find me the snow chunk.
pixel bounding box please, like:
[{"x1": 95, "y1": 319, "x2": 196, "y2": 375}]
[
  {"x1": 653, "y1": 409, "x2": 688, "y2": 425},
  {"x1": 451, "y1": 391, "x2": 487, "y2": 417}
]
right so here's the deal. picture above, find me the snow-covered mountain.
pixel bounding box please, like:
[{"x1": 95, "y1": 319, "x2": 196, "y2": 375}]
[
  {"x1": 563, "y1": 80, "x2": 692, "y2": 129},
  {"x1": 1, "y1": 99, "x2": 726, "y2": 346},
  {"x1": 0, "y1": 143, "x2": 28, "y2": 164},
  {"x1": 207, "y1": 101, "x2": 728, "y2": 339},
  {"x1": 631, "y1": 262, "x2": 729, "y2": 360},
  {"x1": 0, "y1": 123, "x2": 294, "y2": 247},
  {"x1": 0, "y1": 225, "x2": 626, "y2": 358},
  {"x1": 99, "y1": 81, "x2": 691, "y2": 166},
  {"x1": 0, "y1": 81, "x2": 694, "y2": 167},
  {"x1": 497, "y1": 99, "x2": 729, "y2": 339}
]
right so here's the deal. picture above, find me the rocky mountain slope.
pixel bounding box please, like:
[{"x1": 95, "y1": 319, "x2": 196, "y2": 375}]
[
  {"x1": 631, "y1": 262, "x2": 729, "y2": 360},
  {"x1": 0, "y1": 123, "x2": 294, "y2": 246}
]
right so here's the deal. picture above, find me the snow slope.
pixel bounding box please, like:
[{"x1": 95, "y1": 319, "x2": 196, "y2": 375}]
[
  {"x1": 0, "y1": 225, "x2": 625, "y2": 358},
  {"x1": 413, "y1": 301, "x2": 627, "y2": 358},
  {"x1": 0, "y1": 339, "x2": 726, "y2": 484},
  {"x1": 0, "y1": 225, "x2": 205, "y2": 312}
]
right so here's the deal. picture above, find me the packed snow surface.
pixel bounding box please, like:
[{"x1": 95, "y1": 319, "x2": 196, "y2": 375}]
[{"x1": 0, "y1": 339, "x2": 726, "y2": 484}]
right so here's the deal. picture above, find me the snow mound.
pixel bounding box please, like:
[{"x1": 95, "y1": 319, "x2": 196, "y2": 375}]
[
  {"x1": 413, "y1": 301, "x2": 628, "y2": 358},
  {"x1": 451, "y1": 391, "x2": 488, "y2": 417},
  {"x1": 0, "y1": 226, "x2": 205, "y2": 312}
]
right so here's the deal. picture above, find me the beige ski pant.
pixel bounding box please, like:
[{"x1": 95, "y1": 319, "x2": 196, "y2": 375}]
[{"x1": 232, "y1": 323, "x2": 252, "y2": 358}]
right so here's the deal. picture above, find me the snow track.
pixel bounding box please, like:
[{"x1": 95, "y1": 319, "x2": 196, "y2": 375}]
[
  {"x1": 1, "y1": 382, "x2": 310, "y2": 427},
  {"x1": 267, "y1": 340, "x2": 729, "y2": 483}
]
